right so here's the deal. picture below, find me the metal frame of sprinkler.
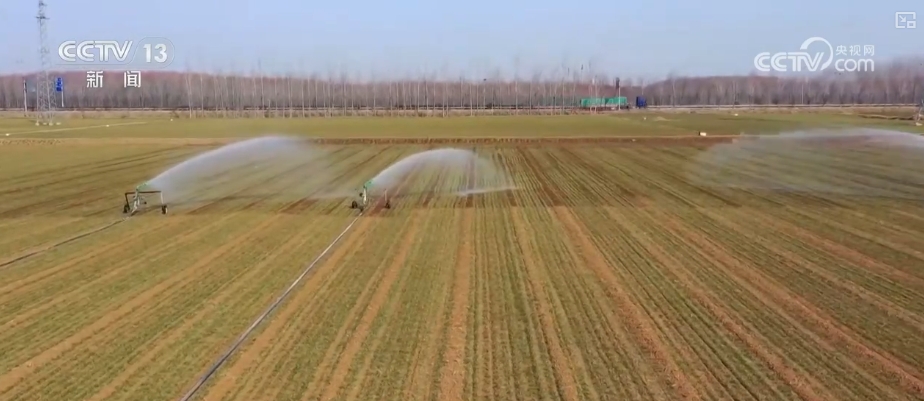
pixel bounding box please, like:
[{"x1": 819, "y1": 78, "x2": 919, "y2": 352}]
[
  {"x1": 34, "y1": 0, "x2": 58, "y2": 126},
  {"x1": 349, "y1": 182, "x2": 391, "y2": 213},
  {"x1": 121, "y1": 182, "x2": 391, "y2": 216},
  {"x1": 123, "y1": 186, "x2": 167, "y2": 216}
]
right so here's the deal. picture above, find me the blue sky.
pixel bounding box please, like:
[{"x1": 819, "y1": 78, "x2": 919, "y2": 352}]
[{"x1": 1, "y1": 0, "x2": 921, "y2": 79}]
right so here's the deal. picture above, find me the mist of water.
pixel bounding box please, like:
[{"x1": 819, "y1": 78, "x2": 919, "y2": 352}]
[
  {"x1": 686, "y1": 128, "x2": 924, "y2": 200},
  {"x1": 143, "y1": 135, "x2": 324, "y2": 205},
  {"x1": 455, "y1": 185, "x2": 520, "y2": 196},
  {"x1": 365, "y1": 148, "x2": 516, "y2": 197}
]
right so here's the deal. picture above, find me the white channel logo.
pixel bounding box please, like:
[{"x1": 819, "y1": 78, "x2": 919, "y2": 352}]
[
  {"x1": 753, "y1": 37, "x2": 875, "y2": 73},
  {"x1": 55, "y1": 38, "x2": 175, "y2": 70}
]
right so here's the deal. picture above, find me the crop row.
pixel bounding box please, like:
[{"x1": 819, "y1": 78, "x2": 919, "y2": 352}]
[{"x1": 1, "y1": 143, "x2": 923, "y2": 400}]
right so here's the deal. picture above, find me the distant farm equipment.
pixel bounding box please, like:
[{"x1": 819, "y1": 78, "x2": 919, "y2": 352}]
[{"x1": 580, "y1": 97, "x2": 629, "y2": 110}]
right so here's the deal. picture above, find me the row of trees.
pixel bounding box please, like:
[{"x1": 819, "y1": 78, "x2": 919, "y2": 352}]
[{"x1": 1, "y1": 57, "x2": 922, "y2": 114}]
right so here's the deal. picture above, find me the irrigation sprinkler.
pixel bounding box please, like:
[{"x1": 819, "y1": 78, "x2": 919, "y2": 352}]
[
  {"x1": 349, "y1": 181, "x2": 391, "y2": 213},
  {"x1": 123, "y1": 189, "x2": 167, "y2": 215},
  {"x1": 348, "y1": 188, "x2": 366, "y2": 212}
]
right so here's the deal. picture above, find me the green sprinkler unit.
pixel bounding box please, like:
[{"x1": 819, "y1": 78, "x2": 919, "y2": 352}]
[
  {"x1": 123, "y1": 184, "x2": 167, "y2": 215},
  {"x1": 349, "y1": 181, "x2": 391, "y2": 213}
]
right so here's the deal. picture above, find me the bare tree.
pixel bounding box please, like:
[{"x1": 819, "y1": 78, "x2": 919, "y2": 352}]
[{"x1": 2, "y1": 56, "x2": 922, "y2": 115}]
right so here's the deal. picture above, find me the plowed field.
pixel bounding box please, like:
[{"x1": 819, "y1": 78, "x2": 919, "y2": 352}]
[{"x1": 2, "y1": 135, "x2": 924, "y2": 401}]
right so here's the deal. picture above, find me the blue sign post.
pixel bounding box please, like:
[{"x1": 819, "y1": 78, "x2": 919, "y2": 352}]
[{"x1": 54, "y1": 77, "x2": 64, "y2": 108}]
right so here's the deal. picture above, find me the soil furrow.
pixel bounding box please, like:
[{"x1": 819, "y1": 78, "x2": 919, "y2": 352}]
[
  {"x1": 437, "y1": 207, "x2": 474, "y2": 401},
  {"x1": 0, "y1": 215, "x2": 239, "y2": 330},
  {"x1": 345, "y1": 208, "x2": 454, "y2": 400},
  {"x1": 696, "y1": 207, "x2": 924, "y2": 397},
  {"x1": 204, "y1": 149, "x2": 412, "y2": 401},
  {"x1": 754, "y1": 214, "x2": 924, "y2": 331},
  {"x1": 0, "y1": 213, "x2": 269, "y2": 394},
  {"x1": 294, "y1": 167, "x2": 420, "y2": 400},
  {"x1": 85, "y1": 215, "x2": 317, "y2": 401},
  {"x1": 199, "y1": 216, "x2": 378, "y2": 401},
  {"x1": 14, "y1": 215, "x2": 294, "y2": 401},
  {"x1": 398, "y1": 211, "x2": 459, "y2": 400},
  {"x1": 0, "y1": 146, "x2": 189, "y2": 190},
  {"x1": 317, "y1": 210, "x2": 423, "y2": 400},
  {"x1": 510, "y1": 207, "x2": 582, "y2": 400},
  {"x1": 470, "y1": 208, "x2": 496, "y2": 400},
  {"x1": 553, "y1": 206, "x2": 698, "y2": 400},
  {"x1": 558, "y1": 148, "x2": 749, "y2": 398},
  {"x1": 608, "y1": 206, "x2": 832, "y2": 401},
  {"x1": 654, "y1": 207, "x2": 906, "y2": 400},
  {"x1": 0, "y1": 147, "x2": 194, "y2": 197}
]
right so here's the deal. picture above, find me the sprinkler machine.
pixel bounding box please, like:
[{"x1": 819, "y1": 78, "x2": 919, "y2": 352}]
[
  {"x1": 123, "y1": 184, "x2": 167, "y2": 215},
  {"x1": 350, "y1": 181, "x2": 390, "y2": 213}
]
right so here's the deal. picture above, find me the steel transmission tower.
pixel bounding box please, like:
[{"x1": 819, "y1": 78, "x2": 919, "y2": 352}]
[{"x1": 35, "y1": 0, "x2": 56, "y2": 125}]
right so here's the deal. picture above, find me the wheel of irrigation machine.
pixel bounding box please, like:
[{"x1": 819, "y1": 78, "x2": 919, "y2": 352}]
[
  {"x1": 384, "y1": 201, "x2": 391, "y2": 209},
  {"x1": 122, "y1": 203, "x2": 130, "y2": 214},
  {"x1": 350, "y1": 200, "x2": 358, "y2": 209},
  {"x1": 161, "y1": 205, "x2": 167, "y2": 214}
]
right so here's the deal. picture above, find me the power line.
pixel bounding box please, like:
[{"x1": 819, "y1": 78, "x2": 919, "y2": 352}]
[{"x1": 35, "y1": 0, "x2": 56, "y2": 126}]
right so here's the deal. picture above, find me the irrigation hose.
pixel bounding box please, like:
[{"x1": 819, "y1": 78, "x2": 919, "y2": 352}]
[
  {"x1": 0, "y1": 217, "x2": 129, "y2": 269},
  {"x1": 176, "y1": 214, "x2": 362, "y2": 401}
]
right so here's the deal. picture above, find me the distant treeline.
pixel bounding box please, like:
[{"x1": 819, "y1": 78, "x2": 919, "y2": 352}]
[{"x1": 1, "y1": 57, "x2": 922, "y2": 111}]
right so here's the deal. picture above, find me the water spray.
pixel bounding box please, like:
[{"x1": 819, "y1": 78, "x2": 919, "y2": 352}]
[
  {"x1": 346, "y1": 148, "x2": 515, "y2": 213},
  {"x1": 686, "y1": 128, "x2": 924, "y2": 200},
  {"x1": 349, "y1": 180, "x2": 389, "y2": 212},
  {"x1": 122, "y1": 135, "x2": 319, "y2": 216}
]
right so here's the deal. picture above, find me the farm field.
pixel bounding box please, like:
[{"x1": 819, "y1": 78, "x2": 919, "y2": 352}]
[
  {"x1": 1, "y1": 116, "x2": 924, "y2": 401},
  {"x1": 2, "y1": 109, "x2": 922, "y2": 140}
]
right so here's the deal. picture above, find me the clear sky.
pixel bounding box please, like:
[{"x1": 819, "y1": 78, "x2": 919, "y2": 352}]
[{"x1": 1, "y1": 0, "x2": 921, "y2": 79}]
